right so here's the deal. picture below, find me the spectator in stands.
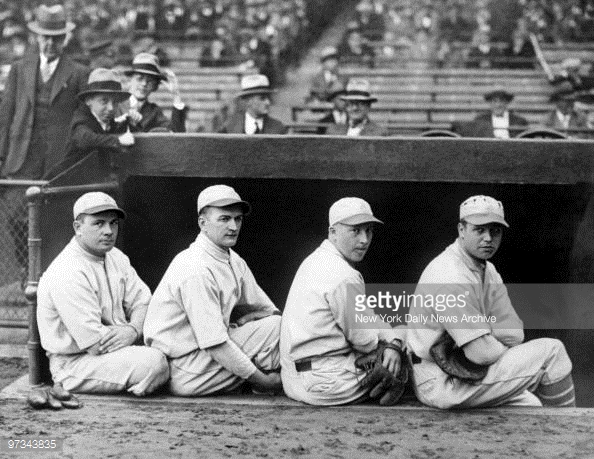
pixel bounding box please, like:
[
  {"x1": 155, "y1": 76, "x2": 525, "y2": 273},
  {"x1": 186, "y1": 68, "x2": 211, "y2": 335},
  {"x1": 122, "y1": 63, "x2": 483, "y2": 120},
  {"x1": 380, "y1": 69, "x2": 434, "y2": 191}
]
[
  {"x1": 47, "y1": 68, "x2": 134, "y2": 177},
  {"x1": 466, "y1": 30, "x2": 503, "y2": 69},
  {"x1": 339, "y1": 28, "x2": 375, "y2": 68},
  {"x1": 307, "y1": 46, "x2": 347, "y2": 104},
  {"x1": 0, "y1": 4, "x2": 89, "y2": 180},
  {"x1": 317, "y1": 83, "x2": 348, "y2": 134},
  {"x1": 503, "y1": 20, "x2": 535, "y2": 69},
  {"x1": 120, "y1": 52, "x2": 187, "y2": 133},
  {"x1": 543, "y1": 88, "x2": 588, "y2": 135},
  {"x1": 327, "y1": 78, "x2": 389, "y2": 137},
  {"x1": 200, "y1": 22, "x2": 238, "y2": 67},
  {"x1": 219, "y1": 74, "x2": 287, "y2": 134},
  {"x1": 458, "y1": 89, "x2": 528, "y2": 138},
  {"x1": 0, "y1": 22, "x2": 28, "y2": 63},
  {"x1": 552, "y1": 58, "x2": 594, "y2": 93},
  {"x1": 155, "y1": 0, "x2": 186, "y2": 41},
  {"x1": 355, "y1": 0, "x2": 386, "y2": 41}
]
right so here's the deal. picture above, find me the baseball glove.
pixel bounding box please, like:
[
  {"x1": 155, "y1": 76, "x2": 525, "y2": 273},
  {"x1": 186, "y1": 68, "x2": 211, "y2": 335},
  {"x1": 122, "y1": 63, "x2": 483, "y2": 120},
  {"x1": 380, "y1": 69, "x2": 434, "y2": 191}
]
[
  {"x1": 355, "y1": 340, "x2": 409, "y2": 406},
  {"x1": 429, "y1": 333, "x2": 489, "y2": 382}
]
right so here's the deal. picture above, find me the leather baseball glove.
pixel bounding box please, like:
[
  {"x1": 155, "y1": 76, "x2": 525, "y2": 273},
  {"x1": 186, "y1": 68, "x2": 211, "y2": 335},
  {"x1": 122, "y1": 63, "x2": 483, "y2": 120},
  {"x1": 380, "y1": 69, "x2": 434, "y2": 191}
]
[
  {"x1": 355, "y1": 340, "x2": 409, "y2": 406},
  {"x1": 429, "y1": 333, "x2": 489, "y2": 382}
]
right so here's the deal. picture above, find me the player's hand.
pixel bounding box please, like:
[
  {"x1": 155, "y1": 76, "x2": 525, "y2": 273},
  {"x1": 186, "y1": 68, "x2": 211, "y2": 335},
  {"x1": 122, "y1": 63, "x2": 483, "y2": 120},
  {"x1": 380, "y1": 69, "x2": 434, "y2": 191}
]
[
  {"x1": 235, "y1": 310, "x2": 272, "y2": 326},
  {"x1": 382, "y1": 347, "x2": 402, "y2": 376},
  {"x1": 98, "y1": 325, "x2": 137, "y2": 354},
  {"x1": 118, "y1": 130, "x2": 135, "y2": 146}
]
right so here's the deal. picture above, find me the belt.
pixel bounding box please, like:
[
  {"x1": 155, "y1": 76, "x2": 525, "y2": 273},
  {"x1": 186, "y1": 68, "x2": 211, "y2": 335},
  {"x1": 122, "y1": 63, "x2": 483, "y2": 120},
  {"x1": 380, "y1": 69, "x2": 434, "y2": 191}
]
[
  {"x1": 410, "y1": 352, "x2": 422, "y2": 365},
  {"x1": 295, "y1": 360, "x2": 312, "y2": 372}
]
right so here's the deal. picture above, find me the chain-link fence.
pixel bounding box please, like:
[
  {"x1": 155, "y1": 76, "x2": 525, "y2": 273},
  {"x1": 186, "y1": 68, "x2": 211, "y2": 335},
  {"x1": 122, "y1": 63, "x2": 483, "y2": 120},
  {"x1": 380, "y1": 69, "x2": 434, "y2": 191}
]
[{"x1": 0, "y1": 182, "x2": 37, "y2": 326}]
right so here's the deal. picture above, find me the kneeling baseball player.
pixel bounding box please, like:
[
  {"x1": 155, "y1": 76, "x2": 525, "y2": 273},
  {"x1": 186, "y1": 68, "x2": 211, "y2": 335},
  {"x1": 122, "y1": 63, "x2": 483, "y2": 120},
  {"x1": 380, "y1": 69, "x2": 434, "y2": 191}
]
[
  {"x1": 407, "y1": 195, "x2": 575, "y2": 408},
  {"x1": 280, "y1": 197, "x2": 407, "y2": 406}
]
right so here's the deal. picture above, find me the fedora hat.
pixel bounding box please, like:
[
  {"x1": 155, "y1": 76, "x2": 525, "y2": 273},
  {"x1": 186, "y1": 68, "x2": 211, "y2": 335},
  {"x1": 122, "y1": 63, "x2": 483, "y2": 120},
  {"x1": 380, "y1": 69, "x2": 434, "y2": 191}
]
[
  {"x1": 124, "y1": 53, "x2": 167, "y2": 81},
  {"x1": 484, "y1": 89, "x2": 514, "y2": 102},
  {"x1": 238, "y1": 74, "x2": 275, "y2": 98},
  {"x1": 340, "y1": 78, "x2": 377, "y2": 103},
  {"x1": 27, "y1": 4, "x2": 75, "y2": 36},
  {"x1": 320, "y1": 46, "x2": 339, "y2": 62},
  {"x1": 550, "y1": 88, "x2": 576, "y2": 103},
  {"x1": 77, "y1": 68, "x2": 130, "y2": 102}
]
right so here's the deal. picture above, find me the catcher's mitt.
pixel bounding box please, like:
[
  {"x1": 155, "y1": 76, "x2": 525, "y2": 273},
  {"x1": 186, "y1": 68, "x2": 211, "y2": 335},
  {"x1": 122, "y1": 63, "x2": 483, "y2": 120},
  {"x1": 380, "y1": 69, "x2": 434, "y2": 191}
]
[
  {"x1": 429, "y1": 333, "x2": 489, "y2": 382},
  {"x1": 355, "y1": 340, "x2": 409, "y2": 406}
]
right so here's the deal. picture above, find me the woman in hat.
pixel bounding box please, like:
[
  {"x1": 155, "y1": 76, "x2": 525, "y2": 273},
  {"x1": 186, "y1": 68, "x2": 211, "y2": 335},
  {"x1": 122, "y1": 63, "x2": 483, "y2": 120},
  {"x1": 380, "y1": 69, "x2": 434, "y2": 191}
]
[
  {"x1": 45, "y1": 68, "x2": 133, "y2": 178},
  {"x1": 120, "y1": 52, "x2": 187, "y2": 133}
]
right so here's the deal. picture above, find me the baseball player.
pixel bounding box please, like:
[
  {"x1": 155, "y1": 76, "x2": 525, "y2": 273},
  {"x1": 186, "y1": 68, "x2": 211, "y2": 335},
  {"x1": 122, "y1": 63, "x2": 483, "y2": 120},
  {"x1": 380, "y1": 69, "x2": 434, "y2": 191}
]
[
  {"x1": 144, "y1": 185, "x2": 282, "y2": 396},
  {"x1": 280, "y1": 197, "x2": 406, "y2": 405},
  {"x1": 406, "y1": 195, "x2": 575, "y2": 408},
  {"x1": 37, "y1": 192, "x2": 169, "y2": 396}
]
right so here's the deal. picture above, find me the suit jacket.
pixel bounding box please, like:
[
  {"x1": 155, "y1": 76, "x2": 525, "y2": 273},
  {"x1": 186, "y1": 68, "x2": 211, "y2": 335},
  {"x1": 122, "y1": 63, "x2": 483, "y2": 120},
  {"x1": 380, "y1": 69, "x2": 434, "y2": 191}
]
[
  {"x1": 543, "y1": 110, "x2": 588, "y2": 130},
  {"x1": 45, "y1": 104, "x2": 128, "y2": 179},
  {"x1": 218, "y1": 112, "x2": 288, "y2": 134},
  {"x1": 326, "y1": 119, "x2": 390, "y2": 137},
  {"x1": 0, "y1": 52, "x2": 89, "y2": 178},
  {"x1": 457, "y1": 112, "x2": 529, "y2": 138},
  {"x1": 308, "y1": 71, "x2": 347, "y2": 102},
  {"x1": 121, "y1": 99, "x2": 187, "y2": 133}
]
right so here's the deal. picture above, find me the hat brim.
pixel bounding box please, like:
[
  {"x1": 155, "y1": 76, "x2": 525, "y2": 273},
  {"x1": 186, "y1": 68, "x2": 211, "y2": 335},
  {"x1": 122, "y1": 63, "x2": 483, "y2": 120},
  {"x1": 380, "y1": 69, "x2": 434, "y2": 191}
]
[
  {"x1": 238, "y1": 88, "x2": 276, "y2": 98},
  {"x1": 321, "y1": 53, "x2": 339, "y2": 62},
  {"x1": 464, "y1": 213, "x2": 509, "y2": 228},
  {"x1": 78, "y1": 90, "x2": 131, "y2": 102},
  {"x1": 203, "y1": 198, "x2": 252, "y2": 215},
  {"x1": 334, "y1": 214, "x2": 383, "y2": 226},
  {"x1": 124, "y1": 68, "x2": 167, "y2": 81},
  {"x1": 78, "y1": 204, "x2": 126, "y2": 220},
  {"x1": 27, "y1": 21, "x2": 75, "y2": 36},
  {"x1": 341, "y1": 95, "x2": 377, "y2": 103}
]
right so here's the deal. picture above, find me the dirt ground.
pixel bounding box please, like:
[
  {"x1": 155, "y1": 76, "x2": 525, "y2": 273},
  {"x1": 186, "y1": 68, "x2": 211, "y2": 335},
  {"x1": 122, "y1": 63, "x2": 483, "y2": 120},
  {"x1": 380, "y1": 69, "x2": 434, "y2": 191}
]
[{"x1": 2, "y1": 358, "x2": 594, "y2": 459}]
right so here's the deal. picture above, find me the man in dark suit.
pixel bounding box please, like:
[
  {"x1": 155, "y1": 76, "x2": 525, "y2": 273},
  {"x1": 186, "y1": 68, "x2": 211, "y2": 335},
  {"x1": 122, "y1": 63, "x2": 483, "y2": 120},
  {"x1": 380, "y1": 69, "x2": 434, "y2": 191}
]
[
  {"x1": 543, "y1": 88, "x2": 588, "y2": 138},
  {"x1": 0, "y1": 4, "x2": 89, "y2": 179},
  {"x1": 0, "y1": 4, "x2": 88, "y2": 290},
  {"x1": 326, "y1": 78, "x2": 389, "y2": 137},
  {"x1": 308, "y1": 46, "x2": 347, "y2": 104},
  {"x1": 317, "y1": 84, "x2": 348, "y2": 134},
  {"x1": 120, "y1": 52, "x2": 187, "y2": 133},
  {"x1": 219, "y1": 74, "x2": 287, "y2": 134},
  {"x1": 457, "y1": 89, "x2": 528, "y2": 138}
]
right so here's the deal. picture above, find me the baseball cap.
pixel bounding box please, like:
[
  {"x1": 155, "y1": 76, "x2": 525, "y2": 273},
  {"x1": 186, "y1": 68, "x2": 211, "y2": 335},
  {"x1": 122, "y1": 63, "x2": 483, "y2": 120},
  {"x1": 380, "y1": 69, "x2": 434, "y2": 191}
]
[
  {"x1": 329, "y1": 197, "x2": 383, "y2": 226},
  {"x1": 73, "y1": 192, "x2": 126, "y2": 220},
  {"x1": 459, "y1": 195, "x2": 508, "y2": 227},
  {"x1": 197, "y1": 185, "x2": 251, "y2": 215}
]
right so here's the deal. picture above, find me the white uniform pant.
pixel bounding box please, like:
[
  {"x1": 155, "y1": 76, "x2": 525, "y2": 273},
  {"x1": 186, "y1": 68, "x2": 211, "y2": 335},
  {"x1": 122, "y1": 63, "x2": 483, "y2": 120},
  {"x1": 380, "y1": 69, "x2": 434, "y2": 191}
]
[
  {"x1": 168, "y1": 315, "x2": 281, "y2": 396},
  {"x1": 49, "y1": 346, "x2": 169, "y2": 396},
  {"x1": 412, "y1": 338, "x2": 572, "y2": 409},
  {"x1": 281, "y1": 352, "x2": 368, "y2": 406}
]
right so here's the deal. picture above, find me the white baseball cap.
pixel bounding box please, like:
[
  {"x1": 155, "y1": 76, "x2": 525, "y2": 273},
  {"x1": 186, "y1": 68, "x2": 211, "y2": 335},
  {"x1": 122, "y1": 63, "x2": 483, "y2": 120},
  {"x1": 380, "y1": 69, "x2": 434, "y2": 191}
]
[
  {"x1": 329, "y1": 197, "x2": 383, "y2": 226},
  {"x1": 459, "y1": 195, "x2": 508, "y2": 227},
  {"x1": 73, "y1": 192, "x2": 126, "y2": 220},
  {"x1": 197, "y1": 185, "x2": 251, "y2": 215}
]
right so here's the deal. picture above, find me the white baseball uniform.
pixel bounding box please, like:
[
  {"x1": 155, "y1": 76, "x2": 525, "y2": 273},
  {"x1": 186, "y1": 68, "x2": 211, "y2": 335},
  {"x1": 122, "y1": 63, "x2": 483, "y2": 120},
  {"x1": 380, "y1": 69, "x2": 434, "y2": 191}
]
[
  {"x1": 406, "y1": 239, "x2": 574, "y2": 408},
  {"x1": 37, "y1": 238, "x2": 169, "y2": 395},
  {"x1": 280, "y1": 239, "x2": 406, "y2": 406},
  {"x1": 143, "y1": 232, "x2": 281, "y2": 396}
]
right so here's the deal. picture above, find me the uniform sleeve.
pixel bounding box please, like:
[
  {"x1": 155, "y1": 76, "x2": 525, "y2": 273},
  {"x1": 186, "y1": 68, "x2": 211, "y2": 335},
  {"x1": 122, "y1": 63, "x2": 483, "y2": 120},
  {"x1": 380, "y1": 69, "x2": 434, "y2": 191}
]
[
  {"x1": 327, "y1": 273, "x2": 379, "y2": 354},
  {"x1": 486, "y1": 271, "x2": 524, "y2": 347},
  {"x1": 45, "y1": 269, "x2": 109, "y2": 350},
  {"x1": 179, "y1": 269, "x2": 229, "y2": 349},
  {"x1": 121, "y1": 260, "x2": 152, "y2": 336}
]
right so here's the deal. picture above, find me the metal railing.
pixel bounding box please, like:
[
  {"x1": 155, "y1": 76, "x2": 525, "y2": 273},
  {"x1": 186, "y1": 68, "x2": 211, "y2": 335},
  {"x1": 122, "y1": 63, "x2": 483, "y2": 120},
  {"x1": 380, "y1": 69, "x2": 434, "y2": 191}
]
[{"x1": 0, "y1": 180, "x2": 48, "y2": 329}]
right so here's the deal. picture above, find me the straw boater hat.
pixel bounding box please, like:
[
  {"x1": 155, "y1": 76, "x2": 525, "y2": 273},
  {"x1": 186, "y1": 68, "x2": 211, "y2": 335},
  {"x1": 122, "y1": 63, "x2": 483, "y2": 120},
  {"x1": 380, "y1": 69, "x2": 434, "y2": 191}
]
[
  {"x1": 237, "y1": 74, "x2": 276, "y2": 98},
  {"x1": 484, "y1": 89, "x2": 514, "y2": 102},
  {"x1": 27, "y1": 4, "x2": 75, "y2": 36},
  {"x1": 77, "y1": 68, "x2": 130, "y2": 102},
  {"x1": 124, "y1": 53, "x2": 167, "y2": 82},
  {"x1": 340, "y1": 78, "x2": 378, "y2": 103}
]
